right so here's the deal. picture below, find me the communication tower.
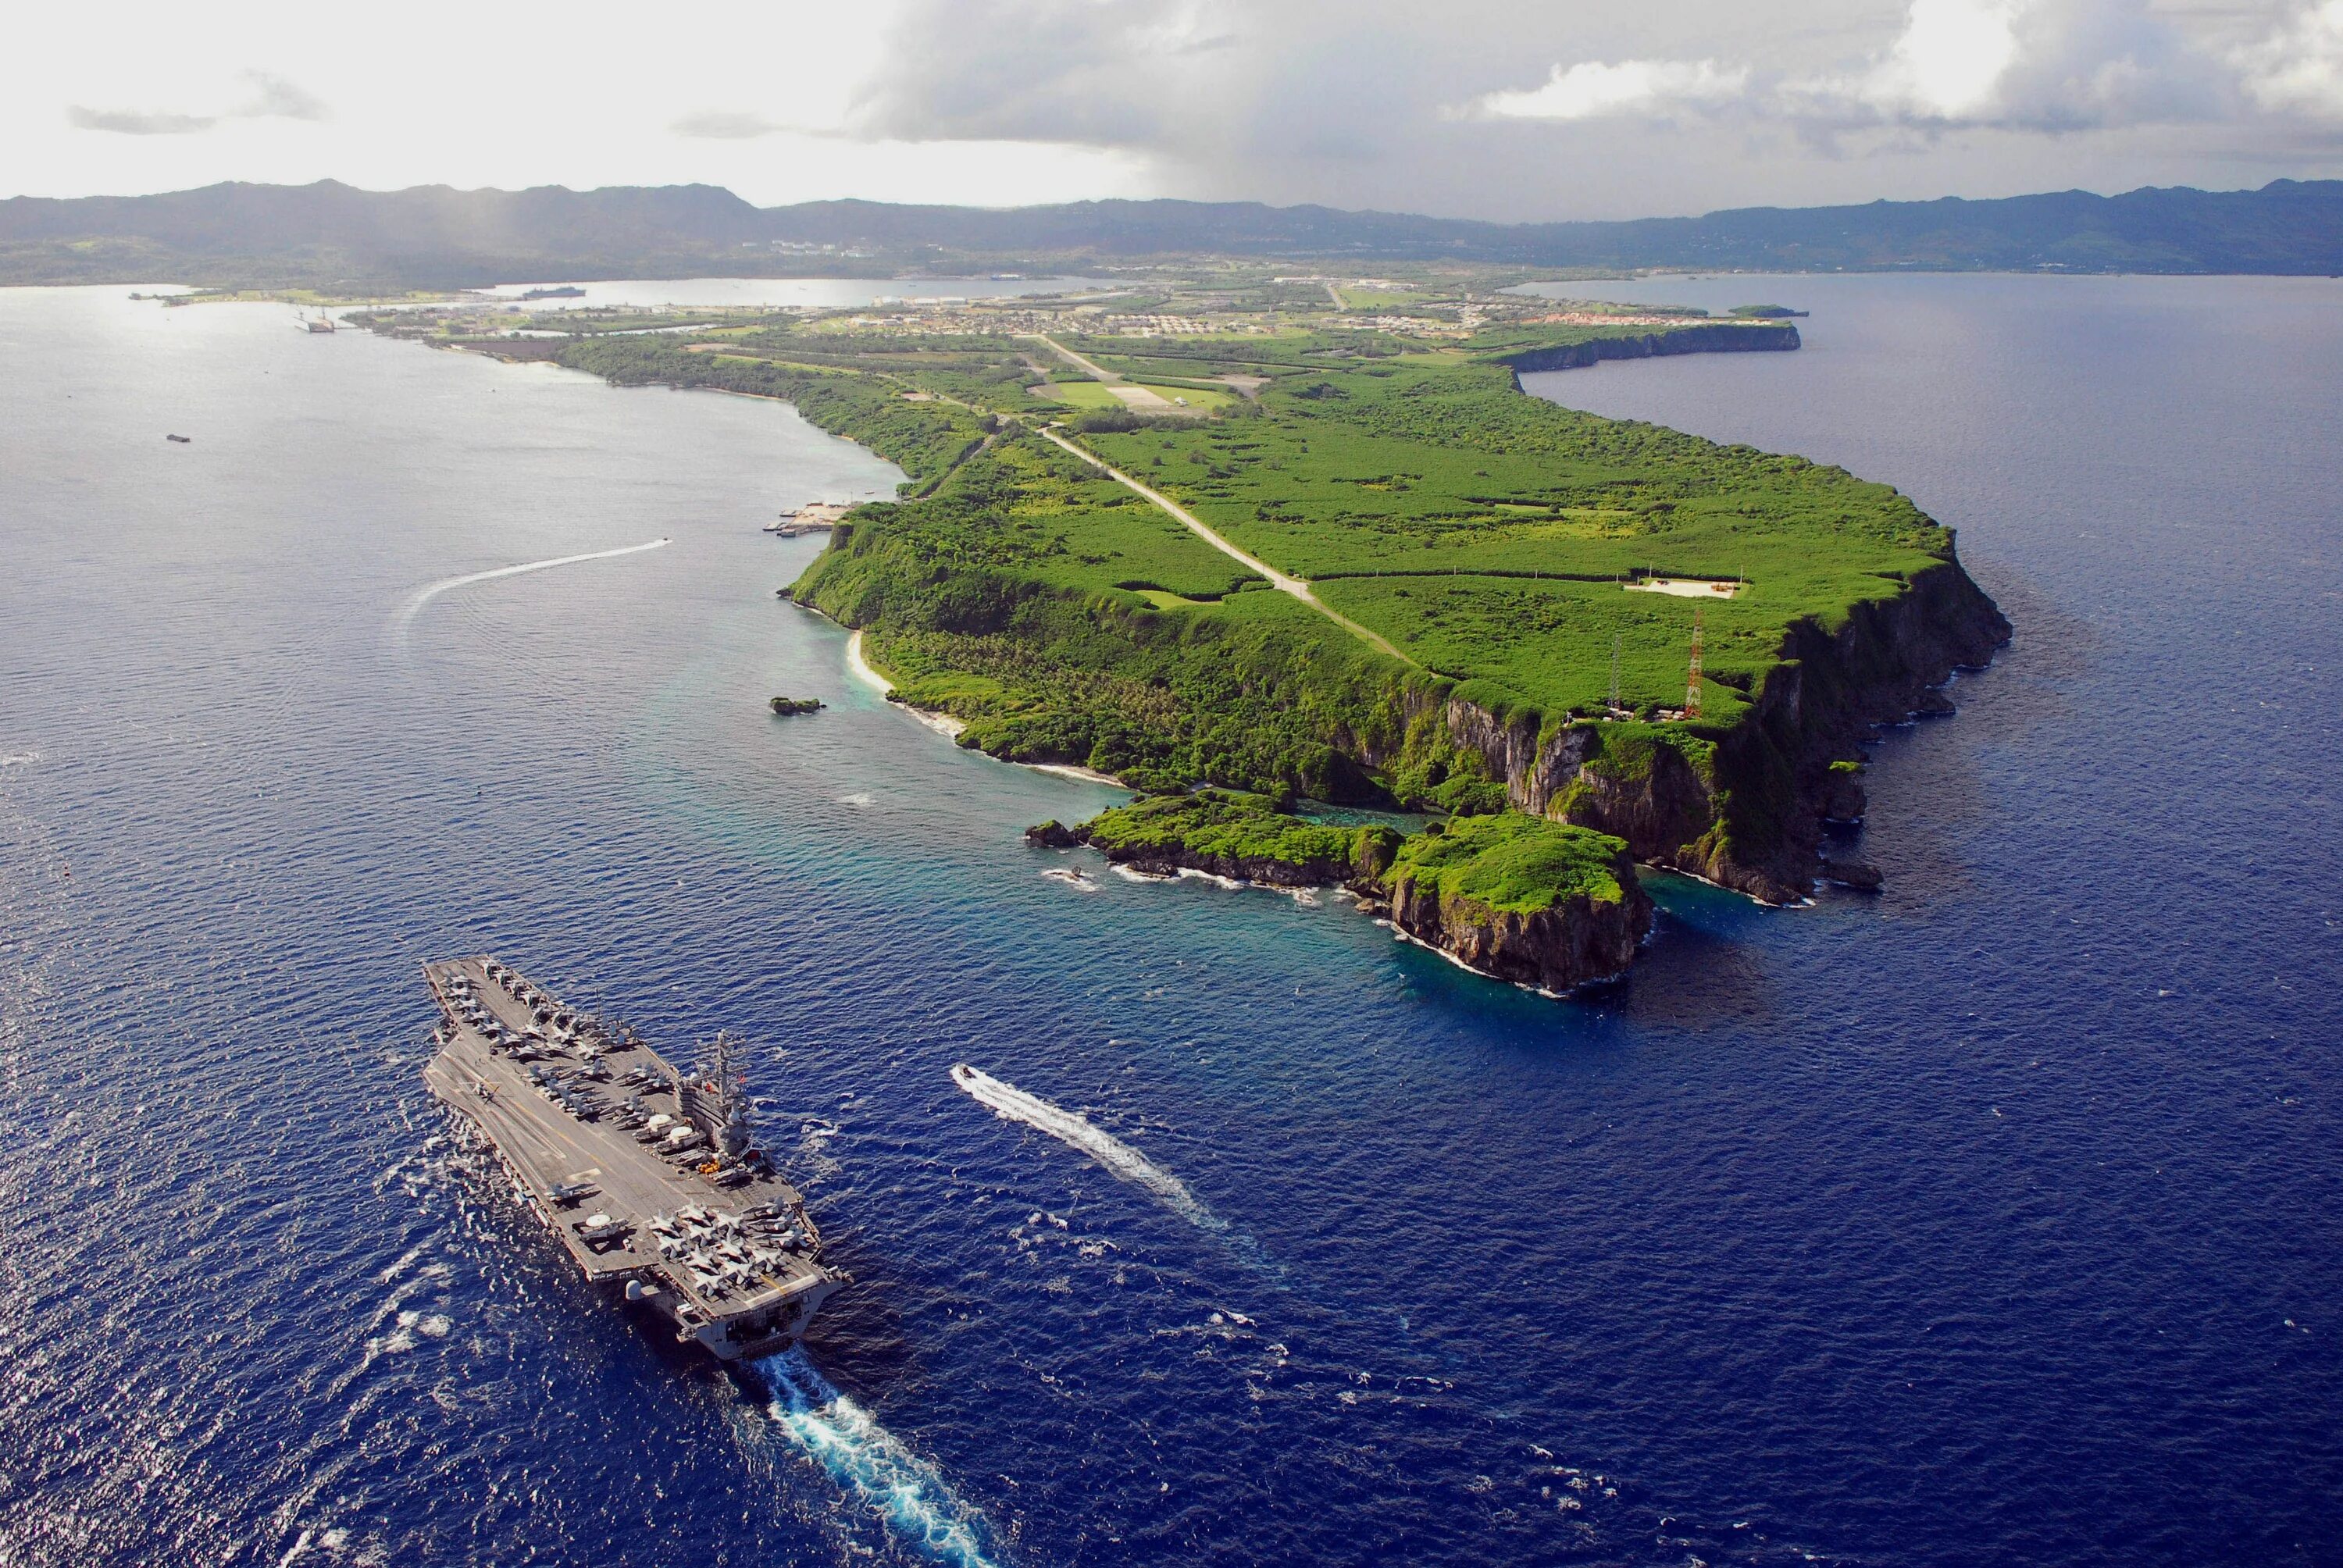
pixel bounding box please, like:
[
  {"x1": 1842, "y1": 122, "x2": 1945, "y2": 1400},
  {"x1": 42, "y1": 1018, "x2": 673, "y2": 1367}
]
[{"x1": 1609, "y1": 633, "x2": 1623, "y2": 716}]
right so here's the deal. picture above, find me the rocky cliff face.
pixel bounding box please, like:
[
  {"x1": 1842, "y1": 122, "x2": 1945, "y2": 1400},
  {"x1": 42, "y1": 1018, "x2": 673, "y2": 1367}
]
[
  {"x1": 1432, "y1": 559, "x2": 2010, "y2": 902},
  {"x1": 1495, "y1": 323, "x2": 1800, "y2": 374},
  {"x1": 1378, "y1": 842, "x2": 1653, "y2": 992}
]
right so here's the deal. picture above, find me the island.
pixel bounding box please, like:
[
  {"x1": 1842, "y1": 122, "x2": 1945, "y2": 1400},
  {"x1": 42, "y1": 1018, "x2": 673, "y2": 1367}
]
[
  {"x1": 769, "y1": 696, "x2": 826, "y2": 715},
  {"x1": 351, "y1": 269, "x2": 2007, "y2": 996}
]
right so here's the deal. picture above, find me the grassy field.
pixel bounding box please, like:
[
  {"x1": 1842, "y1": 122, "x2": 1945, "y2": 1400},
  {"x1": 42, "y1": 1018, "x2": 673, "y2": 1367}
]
[
  {"x1": 1332, "y1": 287, "x2": 1428, "y2": 310},
  {"x1": 1134, "y1": 383, "x2": 1236, "y2": 410},
  {"x1": 1029, "y1": 380, "x2": 1125, "y2": 409},
  {"x1": 1076, "y1": 354, "x2": 1945, "y2": 717}
]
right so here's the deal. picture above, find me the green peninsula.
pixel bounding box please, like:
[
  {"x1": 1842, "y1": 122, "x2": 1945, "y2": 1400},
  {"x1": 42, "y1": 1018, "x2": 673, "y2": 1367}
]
[{"x1": 358, "y1": 276, "x2": 2007, "y2": 991}]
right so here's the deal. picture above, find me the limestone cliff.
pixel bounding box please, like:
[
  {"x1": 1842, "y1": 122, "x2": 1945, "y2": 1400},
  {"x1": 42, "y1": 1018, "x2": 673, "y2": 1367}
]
[
  {"x1": 1432, "y1": 558, "x2": 2010, "y2": 902},
  {"x1": 1492, "y1": 323, "x2": 1800, "y2": 374},
  {"x1": 1377, "y1": 833, "x2": 1653, "y2": 993}
]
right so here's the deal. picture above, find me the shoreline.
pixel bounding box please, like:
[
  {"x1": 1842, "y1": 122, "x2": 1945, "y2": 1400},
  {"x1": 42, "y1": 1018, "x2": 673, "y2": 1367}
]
[
  {"x1": 843, "y1": 625, "x2": 1121, "y2": 785},
  {"x1": 843, "y1": 629, "x2": 893, "y2": 695},
  {"x1": 1024, "y1": 762, "x2": 1123, "y2": 787}
]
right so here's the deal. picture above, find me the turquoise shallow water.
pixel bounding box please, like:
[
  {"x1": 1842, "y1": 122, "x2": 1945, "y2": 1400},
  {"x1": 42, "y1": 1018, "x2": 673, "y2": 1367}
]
[{"x1": 1, "y1": 280, "x2": 2338, "y2": 1567}]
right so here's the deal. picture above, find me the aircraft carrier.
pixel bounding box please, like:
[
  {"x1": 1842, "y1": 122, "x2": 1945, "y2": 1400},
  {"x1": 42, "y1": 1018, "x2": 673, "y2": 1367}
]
[{"x1": 422, "y1": 957, "x2": 846, "y2": 1360}]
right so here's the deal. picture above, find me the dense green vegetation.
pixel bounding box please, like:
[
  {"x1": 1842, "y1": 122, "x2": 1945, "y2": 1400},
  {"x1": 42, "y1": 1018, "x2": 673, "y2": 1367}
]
[
  {"x1": 556, "y1": 336, "x2": 998, "y2": 492},
  {"x1": 1076, "y1": 790, "x2": 1399, "y2": 880},
  {"x1": 1385, "y1": 814, "x2": 1632, "y2": 917},
  {"x1": 532, "y1": 307, "x2": 1975, "y2": 922}
]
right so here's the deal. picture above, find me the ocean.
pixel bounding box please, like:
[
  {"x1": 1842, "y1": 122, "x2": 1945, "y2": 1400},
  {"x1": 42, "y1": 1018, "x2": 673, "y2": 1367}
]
[{"x1": 1, "y1": 277, "x2": 2337, "y2": 1567}]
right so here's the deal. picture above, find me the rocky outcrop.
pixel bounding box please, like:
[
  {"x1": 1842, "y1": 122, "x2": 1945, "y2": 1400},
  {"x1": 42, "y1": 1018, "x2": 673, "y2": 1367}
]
[
  {"x1": 1382, "y1": 839, "x2": 1653, "y2": 992},
  {"x1": 1428, "y1": 558, "x2": 2010, "y2": 903},
  {"x1": 1024, "y1": 819, "x2": 1079, "y2": 848},
  {"x1": 1494, "y1": 323, "x2": 1799, "y2": 374},
  {"x1": 1056, "y1": 794, "x2": 1400, "y2": 889},
  {"x1": 1820, "y1": 765, "x2": 1867, "y2": 824},
  {"x1": 1818, "y1": 856, "x2": 1883, "y2": 892},
  {"x1": 1089, "y1": 842, "x2": 1351, "y2": 886}
]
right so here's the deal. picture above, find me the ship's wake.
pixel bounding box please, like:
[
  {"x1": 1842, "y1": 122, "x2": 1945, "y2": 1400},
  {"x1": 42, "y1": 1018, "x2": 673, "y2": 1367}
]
[
  {"x1": 751, "y1": 1349, "x2": 1000, "y2": 1568},
  {"x1": 951, "y1": 1064, "x2": 1225, "y2": 1235},
  {"x1": 392, "y1": 537, "x2": 671, "y2": 641}
]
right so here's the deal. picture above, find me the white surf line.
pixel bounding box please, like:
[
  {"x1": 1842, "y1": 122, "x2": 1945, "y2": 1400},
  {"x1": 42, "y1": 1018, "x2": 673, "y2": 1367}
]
[
  {"x1": 1033, "y1": 426, "x2": 1413, "y2": 665},
  {"x1": 394, "y1": 537, "x2": 671, "y2": 639},
  {"x1": 952, "y1": 1063, "x2": 1225, "y2": 1234},
  {"x1": 753, "y1": 1349, "x2": 1000, "y2": 1568}
]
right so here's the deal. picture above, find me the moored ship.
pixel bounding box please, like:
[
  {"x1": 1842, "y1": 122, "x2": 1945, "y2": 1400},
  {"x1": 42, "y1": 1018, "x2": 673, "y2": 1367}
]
[{"x1": 422, "y1": 957, "x2": 846, "y2": 1360}]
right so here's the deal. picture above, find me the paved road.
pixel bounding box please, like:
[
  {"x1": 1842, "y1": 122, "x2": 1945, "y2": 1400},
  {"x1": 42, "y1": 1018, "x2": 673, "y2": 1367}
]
[
  {"x1": 1029, "y1": 333, "x2": 1122, "y2": 383},
  {"x1": 1036, "y1": 426, "x2": 1414, "y2": 665}
]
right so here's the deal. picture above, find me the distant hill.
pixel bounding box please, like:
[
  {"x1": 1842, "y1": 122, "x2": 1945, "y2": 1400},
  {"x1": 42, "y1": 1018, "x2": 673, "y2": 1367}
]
[{"x1": 3, "y1": 177, "x2": 2338, "y2": 287}]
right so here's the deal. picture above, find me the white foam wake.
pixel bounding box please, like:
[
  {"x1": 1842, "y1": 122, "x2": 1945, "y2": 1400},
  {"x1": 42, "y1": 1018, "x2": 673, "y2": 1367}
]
[
  {"x1": 394, "y1": 537, "x2": 671, "y2": 639},
  {"x1": 952, "y1": 1064, "x2": 1225, "y2": 1233},
  {"x1": 753, "y1": 1349, "x2": 999, "y2": 1568}
]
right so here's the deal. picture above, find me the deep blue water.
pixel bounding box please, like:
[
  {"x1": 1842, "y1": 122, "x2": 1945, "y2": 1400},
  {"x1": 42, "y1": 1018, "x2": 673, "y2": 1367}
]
[{"x1": 1, "y1": 278, "x2": 2338, "y2": 1568}]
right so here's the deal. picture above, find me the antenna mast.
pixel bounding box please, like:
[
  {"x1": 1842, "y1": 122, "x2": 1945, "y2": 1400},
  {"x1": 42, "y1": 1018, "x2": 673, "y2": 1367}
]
[
  {"x1": 1684, "y1": 608, "x2": 1704, "y2": 721},
  {"x1": 1610, "y1": 633, "x2": 1623, "y2": 716}
]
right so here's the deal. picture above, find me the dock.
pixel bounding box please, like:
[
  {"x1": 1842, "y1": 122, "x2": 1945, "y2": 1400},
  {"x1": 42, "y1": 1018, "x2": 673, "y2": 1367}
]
[
  {"x1": 765, "y1": 501, "x2": 853, "y2": 536},
  {"x1": 421, "y1": 957, "x2": 844, "y2": 1360}
]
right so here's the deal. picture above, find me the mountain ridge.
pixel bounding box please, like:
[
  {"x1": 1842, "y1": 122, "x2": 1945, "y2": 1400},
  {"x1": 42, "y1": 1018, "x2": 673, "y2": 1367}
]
[{"x1": 4, "y1": 176, "x2": 2338, "y2": 284}]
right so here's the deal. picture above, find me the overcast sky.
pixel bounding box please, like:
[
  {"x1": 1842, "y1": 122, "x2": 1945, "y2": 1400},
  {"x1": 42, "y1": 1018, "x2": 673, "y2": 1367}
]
[{"x1": 6, "y1": 0, "x2": 2341, "y2": 219}]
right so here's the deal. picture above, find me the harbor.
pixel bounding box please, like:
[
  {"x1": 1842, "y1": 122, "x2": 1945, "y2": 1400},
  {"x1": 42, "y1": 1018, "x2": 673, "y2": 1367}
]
[{"x1": 421, "y1": 957, "x2": 845, "y2": 1360}]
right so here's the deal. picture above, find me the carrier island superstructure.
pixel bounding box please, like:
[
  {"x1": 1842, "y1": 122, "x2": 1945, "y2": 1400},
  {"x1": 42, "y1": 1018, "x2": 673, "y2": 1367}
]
[{"x1": 422, "y1": 957, "x2": 845, "y2": 1360}]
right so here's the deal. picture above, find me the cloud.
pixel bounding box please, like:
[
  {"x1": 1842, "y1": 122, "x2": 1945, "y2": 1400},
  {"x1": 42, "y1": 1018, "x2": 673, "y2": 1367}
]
[
  {"x1": 672, "y1": 111, "x2": 787, "y2": 140},
  {"x1": 241, "y1": 72, "x2": 330, "y2": 123},
  {"x1": 66, "y1": 70, "x2": 330, "y2": 137},
  {"x1": 2234, "y1": 0, "x2": 2343, "y2": 119},
  {"x1": 841, "y1": 0, "x2": 1230, "y2": 148},
  {"x1": 617, "y1": 0, "x2": 2343, "y2": 220},
  {"x1": 1462, "y1": 0, "x2": 2232, "y2": 136},
  {"x1": 1471, "y1": 59, "x2": 1751, "y2": 122},
  {"x1": 66, "y1": 105, "x2": 218, "y2": 136}
]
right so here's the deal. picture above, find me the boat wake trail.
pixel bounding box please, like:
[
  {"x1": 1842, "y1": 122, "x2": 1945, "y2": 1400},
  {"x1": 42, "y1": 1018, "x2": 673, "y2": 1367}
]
[
  {"x1": 952, "y1": 1064, "x2": 1225, "y2": 1234},
  {"x1": 392, "y1": 537, "x2": 671, "y2": 640},
  {"x1": 752, "y1": 1349, "x2": 1000, "y2": 1568}
]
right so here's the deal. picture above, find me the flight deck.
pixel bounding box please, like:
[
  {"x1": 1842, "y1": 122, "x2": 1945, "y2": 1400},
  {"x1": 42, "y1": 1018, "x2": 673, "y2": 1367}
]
[{"x1": 422, "y1": 957, "x2": 844, "y2": 1360}]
